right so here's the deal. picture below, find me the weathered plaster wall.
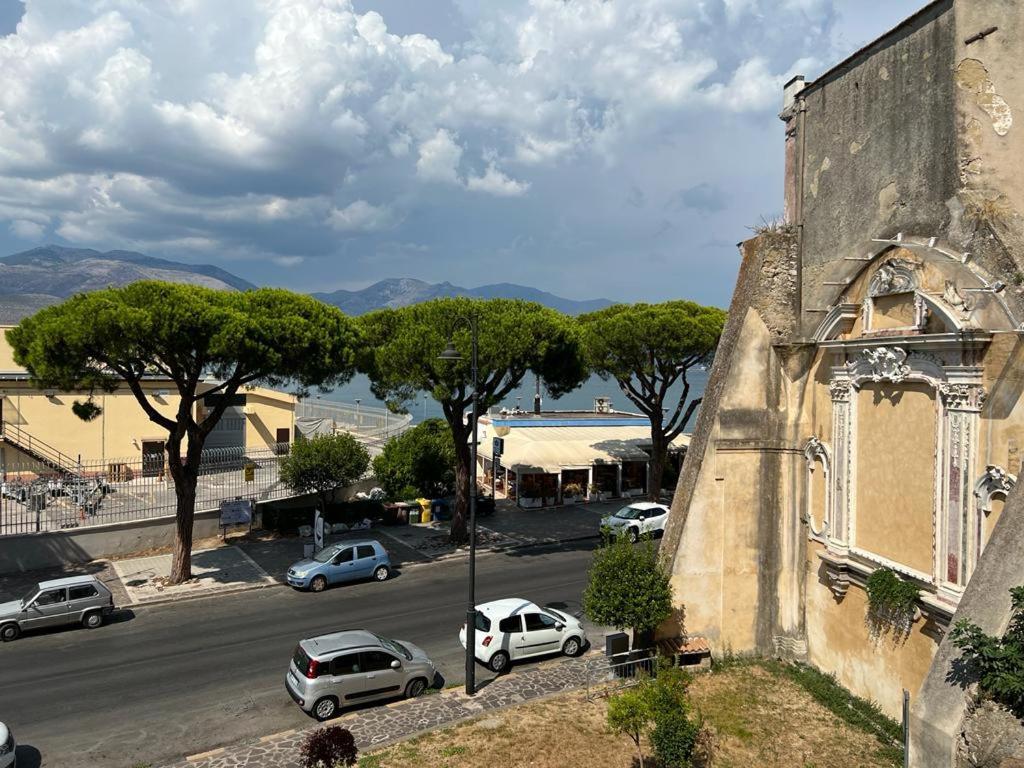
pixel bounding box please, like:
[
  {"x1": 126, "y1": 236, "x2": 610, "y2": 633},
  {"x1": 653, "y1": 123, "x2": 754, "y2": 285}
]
[{"x1": 799, "y1": 1, "x2": 958, "y2": 334}]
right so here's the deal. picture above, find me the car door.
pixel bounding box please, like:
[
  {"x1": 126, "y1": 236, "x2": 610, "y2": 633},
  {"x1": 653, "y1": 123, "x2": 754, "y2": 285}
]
[
  {"x1": 22, "y1": 588, "x2": 69, "y2": 630},
  {"x1": 327, "y1": 652, "x2": 366, "y2": 703},
  {"x1": 651, "y1": 506, "x2": 669, "y2": 533},
  {"x1": 67, "y1": 583, "x2": 103, "y2": 622},
  {"x1": 328, "y1": 547, "x2": 357, "y2": 584},
  {"x1": 359, "y1": 650, "x2": 404, "y2": 702},
  {"x1": 499, "y1": 615, "x2": 524, "y2": 658},
  {"x1": 353, "y1": 545, "x2": 378, "y2": 579},
  {"x1": 520, "y1": 612, "x2": 563, "y2": 658}
]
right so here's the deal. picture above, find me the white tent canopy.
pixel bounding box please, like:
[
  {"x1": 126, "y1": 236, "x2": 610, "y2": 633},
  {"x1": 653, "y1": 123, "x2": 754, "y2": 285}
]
[{"x1": 477, "y1": 425, "x2": 689, "y2": 475}]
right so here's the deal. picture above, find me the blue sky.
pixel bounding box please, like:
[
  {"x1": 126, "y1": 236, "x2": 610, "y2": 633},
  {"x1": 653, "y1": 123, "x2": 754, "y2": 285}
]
[{"x1": 0, "y1": 0, "x2": 924, "y2": 305}]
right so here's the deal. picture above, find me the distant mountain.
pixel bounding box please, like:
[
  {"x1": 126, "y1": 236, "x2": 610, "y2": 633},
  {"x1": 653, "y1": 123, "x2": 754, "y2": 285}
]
[
  {"x1": 312, "y1": 278, "x2": 614, "y2": 316},
  {"x1": 0, "y1": 245, "x2": 255, "y2": 323}
]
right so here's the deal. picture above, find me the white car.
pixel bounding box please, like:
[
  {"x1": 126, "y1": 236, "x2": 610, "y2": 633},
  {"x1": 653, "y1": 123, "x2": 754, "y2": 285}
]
[
  {"x1": 600, "y1": 501, "x2": 669, "y2": 542},
  {"x1": 0, "y1": 721, "x2": 15, "y2": 768},
  {"x1": 459, "y1": 598, "x2": 587, "y2": 673}
]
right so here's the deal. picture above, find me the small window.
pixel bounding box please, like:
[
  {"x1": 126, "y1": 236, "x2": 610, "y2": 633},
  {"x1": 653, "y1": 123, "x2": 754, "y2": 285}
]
[
  {"x1": 69, "y1": 585, "x2": 99, "y2": 601},
  {"x1": 330, "y1": 653, "x2": 362, "y2": 676},
  {"x1": 356, "y1": 545, "x2": 376, "y2": 560},
  {"x1": 474, "y1": 611, "x2": 491, "y2": 632},
  {"x1": 524, "y1": 613, "x2": 557, "y2": 632},
  {"x1": 35, "y1": 589, "x2": 66, "y2": 606},
  {"x1": 361, "y1": 650, "x2": 397, "y2": 672},
  {"x1": 499, "y1": 615, "x2": 522, "y2": 633},
  {"x1": 333, "y1": 548, "x2": 354, "y2": 564}
]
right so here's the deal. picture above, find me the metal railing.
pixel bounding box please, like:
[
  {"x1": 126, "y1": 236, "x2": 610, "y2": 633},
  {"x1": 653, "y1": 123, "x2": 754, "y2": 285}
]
[
  {"x1": 584, "y1": 648, "x2": 659, "y2": 700},
  {"x1": 295, "y1": 398, "x2": 412, "y2": 442},
  {"x1": 1, "y1": 444, "x2": 293, "y2": 535},
  {"x1": 0, "y1": 421, "x2": 81, "y2": 477}
]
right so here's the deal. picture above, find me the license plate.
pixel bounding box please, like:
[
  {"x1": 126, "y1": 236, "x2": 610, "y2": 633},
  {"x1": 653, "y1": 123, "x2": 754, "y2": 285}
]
[{"x1": 289, "y1": 672, "x2": 299, "y2": 688}]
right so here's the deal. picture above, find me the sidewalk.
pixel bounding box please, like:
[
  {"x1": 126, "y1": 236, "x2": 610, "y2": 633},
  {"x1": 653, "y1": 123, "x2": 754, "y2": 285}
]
[{"x1": 162, "y1": 654, "x2": 600, "y2": 768}]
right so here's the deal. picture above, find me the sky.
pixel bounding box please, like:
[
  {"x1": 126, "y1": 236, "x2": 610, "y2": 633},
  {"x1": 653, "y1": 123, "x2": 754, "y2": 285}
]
[{"x1": 0, "y1": 0, "x2": 925, "y2": 306}]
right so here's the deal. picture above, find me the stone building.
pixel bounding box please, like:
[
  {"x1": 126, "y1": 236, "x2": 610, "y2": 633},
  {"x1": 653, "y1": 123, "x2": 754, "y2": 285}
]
[{"x1": 660, "y1": 1, "x2": 1024, "y2": 765}]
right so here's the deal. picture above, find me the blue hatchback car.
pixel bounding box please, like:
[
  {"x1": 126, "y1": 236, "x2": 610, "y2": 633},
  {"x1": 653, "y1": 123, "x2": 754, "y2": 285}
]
[{"x1": 286, "y1": 540, "x2": 392, "y2": 592}]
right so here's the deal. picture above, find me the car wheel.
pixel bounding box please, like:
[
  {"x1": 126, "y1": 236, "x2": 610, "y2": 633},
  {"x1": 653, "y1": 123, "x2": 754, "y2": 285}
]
[
  {"x1": 82, "y1": 611, "x2": 103, "y2": 629},
  {"x1": 312, "y1": 696, "x2": 339, "y2": 721},
  {"x1": 0, "y1": 623, "x2": 19, "y2": 642},
  {"x1": 627, "y1": 527, "x2": 639, "y2": 544},
  {"x1": 562, "y1": 636, "x2": 583, "y2": 658},
  {"x1": 405, "y1": 678, "x2": 428, "y2": 699},
  {"x1": 373, "y1": 565, "x2": 390, "y2": 582},
  {"x1": 310, "y1": 575, "x2": 328, "y2": 593},
  {"x1": 488, "y1": 651, "x2": 510, "y2": 674}
]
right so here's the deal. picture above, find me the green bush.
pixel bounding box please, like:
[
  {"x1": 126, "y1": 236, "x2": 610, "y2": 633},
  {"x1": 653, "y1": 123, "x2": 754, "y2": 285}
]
[
  {"x1": 865, "y1": 567, "x2": 919, "y2": 640},
  {"x1": 950, "y1": 585, "x2": 1024, "y2": 718},
  {"x1": 650, "y1": 709, "x2": 700, "y2": 767},
  {"x1": 372, "y1": 419, "x2": 455, "y2": 500}
]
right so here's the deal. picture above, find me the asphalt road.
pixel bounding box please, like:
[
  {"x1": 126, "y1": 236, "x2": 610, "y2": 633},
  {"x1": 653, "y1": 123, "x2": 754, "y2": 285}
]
[{"x1": 0, "y1": 541, "x2": 601, "y2": 768}]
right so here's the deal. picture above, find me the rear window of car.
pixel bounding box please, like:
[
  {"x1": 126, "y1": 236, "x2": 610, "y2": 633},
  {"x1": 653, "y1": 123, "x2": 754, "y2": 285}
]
[
  {"x1": 356, "y1": 545, "x2": 376, "y2": 559},
  {"x1": 293, "y1": 645, "x2": 312, "y2": 673},
  {"x1": 499, "y1": 616, "x2": 522, "y2": 633},
  {"x1": 69, "y1": 585, "x2": 99, "y2": 600},
  {"x1": 474, "y1": 611, "x2": 491, "y2": 632}
]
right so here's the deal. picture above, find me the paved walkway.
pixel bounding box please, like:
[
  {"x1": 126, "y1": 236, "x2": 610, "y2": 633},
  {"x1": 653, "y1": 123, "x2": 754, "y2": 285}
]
[
  {"x1": 162, "y1": 655, "x2": 600, "y2": 768},
  {"x1": 110, "y1": 546, "x2": 276, "y2": 604}
]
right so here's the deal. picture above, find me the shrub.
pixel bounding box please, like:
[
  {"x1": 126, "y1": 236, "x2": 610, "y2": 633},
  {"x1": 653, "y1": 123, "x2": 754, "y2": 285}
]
[
  {"x1": 950, "y1": 585, "x2": 1024, "y2": 718},
  {"x1": 865, "y1": 567, "x2": 918, "y2": 641},
  {"x1": 563, "y1": 482, "x2": 584, "y2": 497},
  {"x1": 650, "y1": 709, "x2": 700, "y2": 767},
  {"x1": 300, "y1": 726, "x2": 358, "y2": 768},
  {"x1": 607, "y1": 686, "x2": 652, "y2": 768}
]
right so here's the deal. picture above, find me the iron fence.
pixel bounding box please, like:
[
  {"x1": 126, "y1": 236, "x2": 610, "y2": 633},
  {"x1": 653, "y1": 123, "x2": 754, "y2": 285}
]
[
  {"x1": 295, "y1": 398, "x2": 413, "y2": 441},
  {"x1": 584, "y1": 648, "x2": 659, "y2": 700},
  {"x1": 0, "y1": 444, "x2": 292, "y2": 535}
]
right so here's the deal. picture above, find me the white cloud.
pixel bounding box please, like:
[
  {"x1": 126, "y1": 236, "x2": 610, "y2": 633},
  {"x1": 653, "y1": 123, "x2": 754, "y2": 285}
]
[
  {"x1": 0, "y1": 0, "x2": 839, "y2": 270},
  {"x1": 416, "y1": 129, "x2": 464, "y2": 185},
  {"x1": 9, "y1": 219, "x2": 45, "y2": 239},
  {"x1": 327, "y1": 200, "x2": 395, "y2": 232},
  {"x1": 466, "y1": 164, "x2": 530, "y2": 197}
]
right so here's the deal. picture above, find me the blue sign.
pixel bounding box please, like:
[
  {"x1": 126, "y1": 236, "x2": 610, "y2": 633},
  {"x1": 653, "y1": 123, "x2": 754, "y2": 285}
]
[{"x1": 492, "y1": 436, "x2": 504, "y2": 457}]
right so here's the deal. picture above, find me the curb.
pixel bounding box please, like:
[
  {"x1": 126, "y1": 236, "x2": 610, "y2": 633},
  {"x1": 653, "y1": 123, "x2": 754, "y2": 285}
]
[{"x1": 129, "y1": 579, "x2": 286, "y2": 610}]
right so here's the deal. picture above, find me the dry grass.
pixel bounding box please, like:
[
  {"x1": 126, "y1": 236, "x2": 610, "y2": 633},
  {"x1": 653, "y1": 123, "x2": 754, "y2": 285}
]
[{"x1": 356, "y1": 663, "x2": 899, "y2": 768}]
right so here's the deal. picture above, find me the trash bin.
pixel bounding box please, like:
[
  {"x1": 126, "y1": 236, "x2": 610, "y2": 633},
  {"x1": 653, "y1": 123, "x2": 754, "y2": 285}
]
[
  {"x1": 421, "y1": 505, "x2": 433, "y2": 524},
  {"x1": 409, "y1": 508, "x2": 422, "y2": 524}
]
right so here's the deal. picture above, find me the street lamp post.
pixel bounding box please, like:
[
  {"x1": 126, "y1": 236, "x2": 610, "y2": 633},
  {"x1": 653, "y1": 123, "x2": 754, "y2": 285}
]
[{"x1": 438, "y1": 314, "x2": 479, "y2": 696}]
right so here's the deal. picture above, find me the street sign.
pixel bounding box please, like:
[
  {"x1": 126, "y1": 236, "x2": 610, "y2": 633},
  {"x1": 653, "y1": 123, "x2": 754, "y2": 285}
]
[
  {"x1": 243, "y1": 463, "x2": 256, "y2": 482},
  {"x1": 219, "y1": 498, "x2": 253, "y2": 526},
  {"x1": 493, "y1": 436, "x2": 504, "y2": 457}
]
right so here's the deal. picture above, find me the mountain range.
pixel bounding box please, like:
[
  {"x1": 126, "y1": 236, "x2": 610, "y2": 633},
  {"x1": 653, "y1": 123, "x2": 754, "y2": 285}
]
[{"x1": 0, "y1": 245, "x2": 612, "y2": 323}]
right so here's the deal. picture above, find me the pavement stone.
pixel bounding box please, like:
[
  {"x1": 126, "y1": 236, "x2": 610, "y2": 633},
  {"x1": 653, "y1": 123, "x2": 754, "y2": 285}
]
[
  {"x1": 110, "y1": 546, "x2": 275, "y2": 604},
  {"x1": 161, "y1": 654, "x2": 602, "y2": 768}
]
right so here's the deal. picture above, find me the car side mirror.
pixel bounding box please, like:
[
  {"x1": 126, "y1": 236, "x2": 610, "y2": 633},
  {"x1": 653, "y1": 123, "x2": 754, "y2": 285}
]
[
  {"x1": 390, "y1": 659, "x2": 402, "y2": 670},
  {"x1": 639, "y1": 516, "x2": 646, "y2": 522},
  {"x1": 555, "y1": 622, "x2": 564, "y2": 631}
]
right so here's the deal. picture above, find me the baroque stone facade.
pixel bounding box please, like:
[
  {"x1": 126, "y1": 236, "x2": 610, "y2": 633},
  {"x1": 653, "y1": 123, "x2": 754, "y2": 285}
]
[{"x1": 660, "y1": 3, "x2": 1024, "y2": 766}]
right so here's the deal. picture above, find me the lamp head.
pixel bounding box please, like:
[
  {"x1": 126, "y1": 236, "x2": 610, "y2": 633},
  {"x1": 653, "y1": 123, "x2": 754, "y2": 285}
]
[{"x1": 438, "y1": 340, "x2": 463, "y2": 361}]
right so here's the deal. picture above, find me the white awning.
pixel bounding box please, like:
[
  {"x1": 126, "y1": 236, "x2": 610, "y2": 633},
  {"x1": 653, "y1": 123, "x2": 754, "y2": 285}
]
[{"x1": 478, "y1": 425, "x2": 689, "y2": 475}]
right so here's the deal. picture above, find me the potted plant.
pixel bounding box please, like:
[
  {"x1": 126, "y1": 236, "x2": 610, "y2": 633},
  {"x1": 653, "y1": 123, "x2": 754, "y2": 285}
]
[
  {"x1": 563, "y1": 482, "x2": 584, "y2": 504},
  {"x1": 590, "y1": 482, "x2": 610, "y2": 502}
]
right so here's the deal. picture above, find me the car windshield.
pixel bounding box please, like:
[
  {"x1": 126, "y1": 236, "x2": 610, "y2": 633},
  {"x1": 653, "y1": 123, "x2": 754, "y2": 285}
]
[
  {"x1": 613, "y1": 506, "x2": 641, "y2": 520},
  {"x1": 312, "y1": 546, "x2": 339, "y2": 564},
  {"x1": 376, "y1": 634, "x2": 413, "y2": 660},
  {"x1": 20, "y1": 586, "x2": 39, "y2": 608}
]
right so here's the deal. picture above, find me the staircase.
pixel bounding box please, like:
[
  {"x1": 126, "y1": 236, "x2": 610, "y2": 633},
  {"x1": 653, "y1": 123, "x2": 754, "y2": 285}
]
[{"x1": 0, "y1": 421, "x2": 81, "y2": 478}]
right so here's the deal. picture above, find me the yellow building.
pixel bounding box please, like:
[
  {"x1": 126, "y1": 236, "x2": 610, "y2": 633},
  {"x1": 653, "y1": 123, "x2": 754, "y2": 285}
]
[
  {"x1": 662, "y1": 2, "x2": 1024, "y2": 765},
  {"x1": 0, "y1": 324, "x2": 297, "y2": 468}
]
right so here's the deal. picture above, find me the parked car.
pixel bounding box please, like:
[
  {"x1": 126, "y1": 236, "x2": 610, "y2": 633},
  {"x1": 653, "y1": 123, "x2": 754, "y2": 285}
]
[
  {"x1": 0, "y1": 721, "x2": 14, "y2": 768},
  {"x1": 286, "y1": 540, "x2": 391, "y2": 592},
  {"x1": 285, "y1": 629, "x2": 437, "y2": 721},
  {"x1": 459, "y1": 598, "x2": 588, "y2": 674},
  {"x1": 0, "y1": 575, "x2": 114, "y2": 642},
  {"x1": 600, "y1": 501, "x2": 670, "y2": 542}
]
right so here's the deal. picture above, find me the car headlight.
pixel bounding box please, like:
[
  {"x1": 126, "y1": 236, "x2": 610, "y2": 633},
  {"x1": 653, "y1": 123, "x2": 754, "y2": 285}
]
[{"x1": 0, "y1": 733, "x2": 12, "y2": 755}]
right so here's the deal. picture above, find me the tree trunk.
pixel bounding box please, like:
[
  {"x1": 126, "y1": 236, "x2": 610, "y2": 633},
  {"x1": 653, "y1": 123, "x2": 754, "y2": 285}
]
[
  {"x1": 648, "y1": 429, "x2": 667, "y2": 503},
  {"x1": 169, "y1": 468, "x2": 198, "y2": 583},
  {"x1": 450, "y1": 434, "x2": 471, "y2": 544}
]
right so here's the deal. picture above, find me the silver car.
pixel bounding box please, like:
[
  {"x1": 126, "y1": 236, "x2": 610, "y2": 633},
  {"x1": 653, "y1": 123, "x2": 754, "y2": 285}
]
[
  {"x1": 285, "y1": 629, "x2": 437, "y2": 721},
  {"x1": 0, "y1": 575, "x2": 114, "y2": 642}
]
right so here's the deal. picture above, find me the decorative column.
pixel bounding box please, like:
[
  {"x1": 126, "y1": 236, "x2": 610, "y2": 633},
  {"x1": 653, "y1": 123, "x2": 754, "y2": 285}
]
[
  {"x1": 828, "y1": 379, "x2": 853, "y2": 553},
  {"x1": 937, "y1": 383, "x2": 986, "y2": 594}
]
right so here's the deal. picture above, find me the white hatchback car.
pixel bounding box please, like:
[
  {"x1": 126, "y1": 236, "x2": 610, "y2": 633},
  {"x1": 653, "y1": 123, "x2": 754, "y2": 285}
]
[
  {"x1": 600, "y1": 501, "x2": 669, "y2": 542},
  {"x1": 459, "y1": 599, "x2": 587, "y2": 673},
  {"x1": 0, "y1": 721, "x2": 15, "y2": 768}
]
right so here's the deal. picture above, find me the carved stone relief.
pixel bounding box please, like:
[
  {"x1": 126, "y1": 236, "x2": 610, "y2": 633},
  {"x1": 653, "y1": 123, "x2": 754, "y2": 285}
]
[
  {"x1": 868, "y1": 258, "x2": 921, "y2": 297},
  {"x1": 853, "y1": 346, "x2": 911, "y2": 383}
]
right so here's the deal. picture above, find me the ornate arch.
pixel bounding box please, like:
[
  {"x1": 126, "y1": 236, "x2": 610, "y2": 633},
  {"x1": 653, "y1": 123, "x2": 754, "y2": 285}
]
[
  {"x1": 803, "y1": 437, "x2": 832, "y2": 540},
  {"x1": 969, "y1": 465, "x2": 1016, "y2": 577}
]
